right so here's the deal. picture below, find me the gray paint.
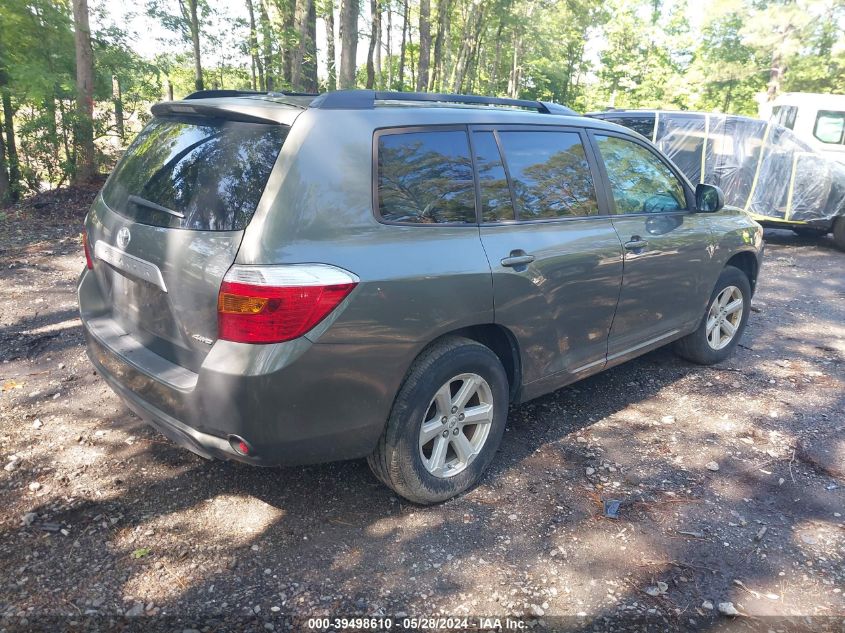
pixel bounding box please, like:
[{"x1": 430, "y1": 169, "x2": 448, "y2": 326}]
[{"x1": 79, "y1": 96, "x2": 764, "y2": 466}]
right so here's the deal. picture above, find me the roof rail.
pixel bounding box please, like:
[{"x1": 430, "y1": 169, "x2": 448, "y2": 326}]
[
  {"x1": 184, "y1": 89, "x2": 320, "y2": 100},
  {"x1": 309, "y1": 90, "x2": 578, "y2": 115}
]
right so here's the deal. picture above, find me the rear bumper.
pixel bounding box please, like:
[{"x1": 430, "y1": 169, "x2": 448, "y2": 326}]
[
  {"x1": 78, "y1": 270, "x2": 404, "y2": 466},
  {"x1": 88, "y1": 348, "x2": 237, "y2": 462}
]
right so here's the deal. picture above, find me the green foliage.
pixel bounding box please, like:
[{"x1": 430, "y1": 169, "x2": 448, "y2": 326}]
[{"x1": 1, "y1": 0, "x2": 845, "y2": 199}]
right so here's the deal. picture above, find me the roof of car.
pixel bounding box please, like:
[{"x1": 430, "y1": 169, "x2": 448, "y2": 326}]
[{"x1": 152, "y1": 90, "x2": 636, "y2": 134}]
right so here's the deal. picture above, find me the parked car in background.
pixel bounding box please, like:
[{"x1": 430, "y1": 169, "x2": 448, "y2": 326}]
[
  {"x1": 78, "y1": 90, "x2": 763, "y2": 504},
  {"x1": 590, "y1": 109, "x2": 845, "y2": 249},
  {"x1": 766, "y1": 92, "x2": 845, "y2": 165}
]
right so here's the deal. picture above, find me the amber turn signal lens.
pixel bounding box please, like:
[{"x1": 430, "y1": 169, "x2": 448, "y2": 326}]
[{"x1": 217, "y1": 293, "x2": 268, "y2": 315}]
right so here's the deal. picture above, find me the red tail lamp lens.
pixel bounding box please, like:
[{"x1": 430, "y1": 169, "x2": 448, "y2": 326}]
[
  {"x1": 82, "y1": 232, "x2": 94, "y2": 269},
  {"x1": 217, "y1": 265, "x2": 358, "y2": 344}
]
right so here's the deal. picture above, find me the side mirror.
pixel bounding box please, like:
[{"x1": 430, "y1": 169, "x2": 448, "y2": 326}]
[{"x1": 695, "y1": 183, "x2": 724, "y2": 213}]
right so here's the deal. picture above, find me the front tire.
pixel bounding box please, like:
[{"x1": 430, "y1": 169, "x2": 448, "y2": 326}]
[
  {"x1": 368, "y1": 337, "x2": 509, "y2": 505},
  {"x1": 792, "y1": 227, "x2": 828, "y2": 238},
  {"x1": 833, "y1": 218, "x2": 845, "y2": 252},
  {"x1": 674, "y1": 265, "x2": 752, "y2": 365}
]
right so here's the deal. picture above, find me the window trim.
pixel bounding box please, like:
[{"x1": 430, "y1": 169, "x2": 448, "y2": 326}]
[
  {"x1": 371, "y1": 124, "x2": 480, "y2": 227},
  {"x1": 586, "y1": 128, "x2": 696, "y2": 217},
  {"x1": 813, "y1": 110, "x2": 845, "y2": 146},
  {"x1": 470, "y1": 123, "x2": 614, "y2": 225}
]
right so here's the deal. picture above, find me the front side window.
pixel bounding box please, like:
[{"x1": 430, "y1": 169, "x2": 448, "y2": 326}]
[
  {"x1": 496, "y1": 130, "x2": 599, "y2": 219},
  {"x1": 377, "y1": 130, "x2": 476, "y2": 224},
  {"x1": 813, "y1": 110, "x2": 845, "y2": 145},
  {"x1": 595, "y1": 135, "x2": 687, "y2": 214}
]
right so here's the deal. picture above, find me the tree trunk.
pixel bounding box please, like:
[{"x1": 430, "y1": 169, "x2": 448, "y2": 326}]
[
  {"x1": 0, "y1": 126, "x2": 8, "y2": 204},
  {"x1": 386, "y1": 3, "x2": 393, "y2": 89},
  {"x1": 463, "y1": 6, "x2": 484, "y2": 93},
  {"x1": 489, "y1": 16, "x2": 503, "y2": 94},
  {"x1": 260, "y1": 0, "x2": 274, "y2": 90},
  {"x1": 282, "y1": 0, "x2": 295, "y2": 86},
  {"x1": 305, "y1": 0, "x2": 317, "y2": 91},
  {"x1": 324, "y1": 0, "x2": 337, "y2": 91},
  {"x1": 374, "y1": 0, "x2": 381, "y2": 88},
  {"x1": 767, "y1": 43, "x2": 787, "y2": 102},
  {"x1": 430, "y1": 0, "x2": 449, "y2": 91},
  {"x1": 366, "y1": 0, "x2": 378, "y2": 88},
  {"x1": 407, "y1": 16, "x2": 415, "y2": 88},
  {"x1": 246, "y1": 0, "x2": 265, "y2": 90},
  {"x1": 185, "y1": 0, "x2": 204, "y2": 91},
  {"x1": 416, "y1": 0, "x2": 431, "y2": 91},
  {"x1": 339, "y1": 0, "x2": 358, "y2": 89},
  {"x1": 452, "y1": 4, "x2": 478, "y2": 93},
  {"x1": 508, "y1": 28, "x2": 522, "y2": 98},
  {"x1": 0, "y1": 98, "x2": 21, "y2": 200},
  {"x1": 291, "y1": 0, "x2": 312, "y2": 90},
  {"x1": 398, "y1": 0, "x2": 408, "y2": 90},
  {"x1": 72, "y1": 0, "x2": 96, "y2": 183},
  {"x1": 112, "y1": 75, "x2": 124, "y2": 140},
  {"x1": 0, "y1": 34, "x2": 18, "y2": 200}
]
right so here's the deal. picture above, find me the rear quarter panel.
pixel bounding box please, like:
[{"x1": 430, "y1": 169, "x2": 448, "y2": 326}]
[{"x1": 235, "y1": 108, "x2": 496, "y2": 438}]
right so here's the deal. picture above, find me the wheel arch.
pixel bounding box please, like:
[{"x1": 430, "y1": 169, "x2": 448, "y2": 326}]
[
  {"x1": 413, "y1": 324, "x2": 523, "y2": 404},
  {"x1": 724, "y1": 250, "x2": 759, "y2": 296}
]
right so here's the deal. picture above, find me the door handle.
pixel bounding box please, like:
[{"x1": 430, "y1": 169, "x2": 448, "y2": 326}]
[
  {"x1": 623, "y1": 236, "x2": 649, "y2": 251},
  {"x1": 501, "y1": 252, "x2": 535, "y2": 267}
]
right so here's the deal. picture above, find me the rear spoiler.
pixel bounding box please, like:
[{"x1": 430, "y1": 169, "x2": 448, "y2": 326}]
[{"x1": 150, "y1": 101, "x2": 289, "y2": 125}]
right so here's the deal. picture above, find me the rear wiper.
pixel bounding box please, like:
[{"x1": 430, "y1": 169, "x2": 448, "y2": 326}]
[{"x1": 128, "y1": 195, "x2": 185, "y2": 219}]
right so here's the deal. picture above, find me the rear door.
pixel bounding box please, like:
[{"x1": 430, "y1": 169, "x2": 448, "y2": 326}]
[
  {"x1": 587, "y1": 130, "x2": 716, "y2": 362},
  {"x1": 473, "y1": 126, "x2": 624, "y2": 386},
  {"x1": 84, "y1": 113, "x2": 288, "y2": 371}
]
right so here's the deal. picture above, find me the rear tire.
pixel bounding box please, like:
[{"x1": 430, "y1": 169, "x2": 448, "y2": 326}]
[
  {"x1": 833, "y1": 218, "x2": 845, "y2": 252},
  {"x1": 368, "y1": 337, "x2": 509, "y2": 505},
  {"x1": 673, "y1": 265, "x2": 752, "y2": 365},
  {"x1": 792, "y1": 227, "x2": 828, "y2": 238}
]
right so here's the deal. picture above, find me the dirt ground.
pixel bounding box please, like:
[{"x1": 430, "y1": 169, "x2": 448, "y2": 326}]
[{"x1": 1, "y1": 188, "x2": 843, "y2": 633}]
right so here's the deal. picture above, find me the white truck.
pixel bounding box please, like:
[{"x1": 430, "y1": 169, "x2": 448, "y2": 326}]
[{"x1": 764, "y1": 92, "x2": 845, "y2": 165}]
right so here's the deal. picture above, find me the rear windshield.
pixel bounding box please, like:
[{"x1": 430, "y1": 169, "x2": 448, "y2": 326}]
[{"x1": 103, "y1": 117, "x2": 287, "y2": 231}]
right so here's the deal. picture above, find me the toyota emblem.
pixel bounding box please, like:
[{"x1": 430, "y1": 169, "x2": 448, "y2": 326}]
[{"x1": 116, "y1": 227, "x2": 131, "y2": 250}]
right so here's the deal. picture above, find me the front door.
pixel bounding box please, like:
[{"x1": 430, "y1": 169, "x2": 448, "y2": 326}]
[
  {"x1": 589, "y1": 131, "x2": 716, "y2": 362},
  {"x1": 472, "y1": 127, "x2": 624, "y2": 387}
]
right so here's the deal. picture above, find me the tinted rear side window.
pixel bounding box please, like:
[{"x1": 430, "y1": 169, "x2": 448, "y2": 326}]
[
  {"x1": 473, "y1": 131, "x2": 515, "y2": 222},
  {"x1": 377, "y1": 130, "x2": 476, "y2": 224},
  {"x1": 497, "y1": 131, "x2": 599, "y2": 219},
  {"x1": 103, "y1": 117, "x2": 287, "y2": 231}
]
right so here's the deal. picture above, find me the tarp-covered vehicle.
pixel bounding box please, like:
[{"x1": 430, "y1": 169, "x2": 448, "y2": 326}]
[{"x1": 589, "y1": 110, "x2": 845, "y2": 250}]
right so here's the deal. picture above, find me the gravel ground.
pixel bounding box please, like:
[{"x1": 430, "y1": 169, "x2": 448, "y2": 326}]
[{"x1": 1, "y1": 189, "x2": 844, "y2": 633}]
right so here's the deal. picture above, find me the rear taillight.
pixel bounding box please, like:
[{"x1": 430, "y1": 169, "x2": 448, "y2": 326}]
[
  {"x1": 82, "y1": 232, "x2": 93, "y2": 269},
  {"x1": 217, "y1": 264, "x2": 358, "y2": 344}
]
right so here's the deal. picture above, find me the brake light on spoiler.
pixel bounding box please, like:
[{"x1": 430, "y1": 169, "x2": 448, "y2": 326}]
[{"x1": 217, "y1": 264, "x2": 359, "y2": 344}]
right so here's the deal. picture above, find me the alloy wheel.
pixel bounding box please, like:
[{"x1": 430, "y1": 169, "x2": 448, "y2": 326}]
[
  {"x1": 418, "y1": 373, "x2": 494, "y2": 478},
  {"x1": 706, "y1": 285, "x2": 744, "y2": 350}
]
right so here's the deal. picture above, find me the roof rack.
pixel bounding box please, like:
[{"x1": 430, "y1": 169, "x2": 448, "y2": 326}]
[
  {"x1": 308, "y1": 90, "x2": 578, "y2": 115},
  {"x1": 184, "y1": 89, "x2": 320, "y2": 100}
]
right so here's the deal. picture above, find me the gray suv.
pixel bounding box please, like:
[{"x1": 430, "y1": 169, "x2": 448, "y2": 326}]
[{"x1": 78, "y1": 90, "x2": 764, "y2": 504}]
